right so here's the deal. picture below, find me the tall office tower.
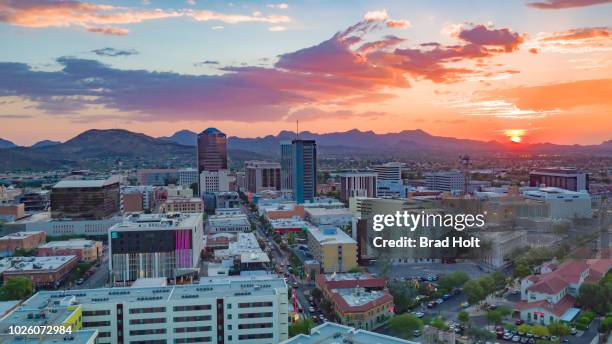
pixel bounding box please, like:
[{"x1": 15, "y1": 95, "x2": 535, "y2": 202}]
[
  {"x1": 280, "y1": 141, "x2": 293, "y2": 192},
  {"x1": 292, "y1": 140, "x2": 317, "y2": 203},
  {"x1": 529, "y1": 167, "x2": 589, "y2": 192},
  {"x1": 245, "y1": 161, "x2": 281, "y2": 193},
  {"x1": 51, "y1": 176, "x2": 120, "y2": 220},
  {"x1": 197, "y1": 128, "x2": 228, "y2": 173},
  {"x1": 339, "y1": 172, "x2": 378, "y2": 203}
]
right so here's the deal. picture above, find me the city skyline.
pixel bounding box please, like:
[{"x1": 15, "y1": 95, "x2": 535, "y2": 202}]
[{"x1": 1, "y1": 0, "x2": 611, "y2": 146}]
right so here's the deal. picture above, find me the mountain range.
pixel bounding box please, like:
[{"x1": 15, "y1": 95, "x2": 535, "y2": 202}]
[{"x1": 0, "y1": 128, "x2": 610, "y2": 171}]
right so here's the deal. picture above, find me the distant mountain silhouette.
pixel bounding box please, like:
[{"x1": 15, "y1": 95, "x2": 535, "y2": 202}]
[
  {"x1": 31, "y1": 140, "x2": 61, "y2": 148},
  {"x1": 0, "y1": 128, "x2": 609, "y2": 171},
  {"x1": 0, "y1": 138, "x2": 17, "y2": 149}
]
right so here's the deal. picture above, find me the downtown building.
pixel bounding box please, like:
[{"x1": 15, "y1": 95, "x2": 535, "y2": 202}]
[
  {"x1": 529, "y1": 167, "x2": 589, "y2": 192},
  {"x1": 51, "y1": 177, "x2": 121, "y2": 220},
  {"x1": 291, "y1": 140, "x2": 317, "y2": 204},
  {"x1": 425, "y1": 170, "x2": 465, "y2": 194},
  {"x1": 108, "y1": 213, "x2": 204, "y2": 283},
  {"x1": 5, "y1": 275, "x2": 289, "y2": 344},
  {"x1": 372, "y1": 162, "x2": 407, "y2": 198},
  {"x1": 197, "y1": 128, "x2": 230, "y2": 197},
  {"x1": 245, "y1": 161, "x2": 281, "y2": 193},
  {"x1": 280, "y1": 141, "x2": 293, "y2": 193},
  {"x1": 338, "y1": 172, "x2": 377, "y2": 203}
]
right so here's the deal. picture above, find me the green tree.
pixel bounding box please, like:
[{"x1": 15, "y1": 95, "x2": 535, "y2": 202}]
[
  {"x1": 486, "y1": 310, "x2": 502, "y2": 324},
  {"x1": 430, "y1": 318, "x2": 449, "y2": 331},
  {"x1": 0, "y1": 277, "x2": 33, "y2": 300},
  {"x1": 491, "y1": 271, "x2": 507, "y2": 289},
  {"x1": 464, "y1": 279, "x2": 485, "y2": 304},
  {"x1": 438, "y1": 271, "x2": 470, "y2": 293},
  {"x1": 547, "y1": 322, "x2": 570, "y2": 337},
  {"x1": 287, "y1": 232, "x2": 296, "y2": 246},
  {"x1": 578, "y1": 282, "x2": 610, "y2": 315},
  {"x1": 389, "y1": 314, "x2": 423, "y2": 339},
  {"x1": 514, "y1": 262, "x2": 531, "y2": 279},
  {"x1": 478, "y1": 275, "x2": 496, "y2": 295},
  {"x1": 458, "y1": 311, "x2": 470, "y2": 326},
  {"x1": 289, "y1": 319, "x2": 314, "y2": 337}
]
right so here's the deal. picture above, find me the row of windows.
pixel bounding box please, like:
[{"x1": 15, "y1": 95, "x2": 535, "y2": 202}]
[
  {"x1": 238, "y1": 301, "x2": 273, "y2": 308},
  {"x1": 174, "y1": 305, "x2": 212, "y2": 312},
  {"x1": 130, "y1": 307, "x2": 166, "y2": 314},
  {"x1": 83, "y1": 310, "x2": 111, "y2": 316},
  {"x1": 130, "y1": 340, "x2": 166, "y2": 344},
  {"x1": 174, "y1": 337, "x2": 212, "y2": 343},
  {"x1": 238, "y1": 312, "x2": 273, "y2": 319},
  {"x1": 238, "y1": 322, "x2": 273, "y2": 330},
  {"x1": 130, "y1": 318, "x2": 167, "y2": 325},
  {"x1": 174, "y1": 326, "x2": 212, "y2": 333},
  {"x1": 174, "y1": 315, "x2": 212, "y2": 322},
  {"x1": 83, "y1": 321, "x2": 111, "y2": 327},
  {"x1": 238, "y1": 333, "x2": 273, "y2": 340},
  {"x1": 130, "y1": 329, "x2": 166, "y2": 336}
]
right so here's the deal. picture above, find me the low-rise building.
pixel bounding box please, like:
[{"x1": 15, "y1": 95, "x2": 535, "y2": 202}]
[
  {"x1": 37, "y1": 239, "x2": 102, "y2": 263},
  {"x1": 304, "y1": 207, "x2": 355, "y2": 230},
  {"x1": 314, "y1": 273, "x2": 392, "y2": 330},
  {"x1": 213, "y1": 232, "x2": 270, "y2": 272},
  {"x1": 161, "y1": 196, "x2": 204, "y2": 213},
  {"x1": 516, "y1": 259, "x2": 612, "y2": 325},
  {"x1": 207, "y1": 213, "x2": 250, "y2": 233},
  {"x1": 0, "y1": 231, "x2": 46, "y2": 257},
  {"x1": 0, "y1": 255, "x2": 79, "y2": 288},
  {"x1": 522, "y1": 187, "x2": 592, "y2": 219},
  {"x1": 270, "y1": 218, "x2": 310, "y2": 234},
  {"x1": 307, "y1": 226, "x2": 357, "y2": 273},
  {"x1": 281, "y1": 322, "x2": 415, "y2": 344},
  {"x1": 0, "y1": 203, "x2": 25, "y2": 222}
]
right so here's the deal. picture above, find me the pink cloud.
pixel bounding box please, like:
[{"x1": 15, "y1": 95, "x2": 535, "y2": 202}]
[
  {"x1": 86, "y1": 26, "x2": 129, "y2": 36},
  {"x1": 457, "y1": 24, "x2": 525, "y2": 52}
]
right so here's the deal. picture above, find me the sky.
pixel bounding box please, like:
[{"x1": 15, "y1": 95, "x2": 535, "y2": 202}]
[{"x1": 0, "y1": 0, "x2": 611, "y2": 146}]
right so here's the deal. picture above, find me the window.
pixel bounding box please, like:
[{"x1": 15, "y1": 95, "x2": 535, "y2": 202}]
[
  {"x1": 83, "y1": 310, "x2": 111, "y2": 316},
  {"x1": 238, "y1": 333, "x2": 273, "y2": 340},
  {"x1": 83, "y1": 321, "x2": 111, "y2": 327},
  {"x1": 129, "y1": 318, "x2": 166, "y2": 325},
  {"x1": 238, "y1": 322, "x2": 273, "y2": 329},
  {"x1": 173, "y1": 315, "x2": 212, "y2": 322},
  {"x1": 237, "y1": 302, "x2": 273, "y2": 308},
  {"x1": 174, "y1": 337, "x2": 212, "y2": 343},
  {"x1": 174, "y1": 326, "x2": 212, "y2": 333}
]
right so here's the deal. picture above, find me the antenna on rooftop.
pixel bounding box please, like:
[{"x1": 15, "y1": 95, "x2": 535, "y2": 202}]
[{"x1": 296, "y1": 120, "x2": 299, "y2": 140}]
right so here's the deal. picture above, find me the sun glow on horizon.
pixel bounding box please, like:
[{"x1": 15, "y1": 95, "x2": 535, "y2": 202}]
[{"x1": 504, "y1": 129, "x2": 526, "y2": 143}]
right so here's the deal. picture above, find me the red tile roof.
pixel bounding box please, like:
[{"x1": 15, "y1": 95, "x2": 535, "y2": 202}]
[
  {"x1": 515, "y1": 295, "x2": 576, "y2": 317},
  {"x1": 527, "y1": 260, "x2": 588, "y2": 294}
]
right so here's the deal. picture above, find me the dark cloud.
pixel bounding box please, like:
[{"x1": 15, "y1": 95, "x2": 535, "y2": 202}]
[
  {"x1": 91, "y1": 48, "x2": 138, "y2": 57},
  {"x1": 194, "y1": 60, "x2": 220, "y2": 66}
]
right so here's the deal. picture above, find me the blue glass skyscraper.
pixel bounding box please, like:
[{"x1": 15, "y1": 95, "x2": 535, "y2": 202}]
[{"x1": 291, "y1": 139, "x2": 317, "y2": 203}]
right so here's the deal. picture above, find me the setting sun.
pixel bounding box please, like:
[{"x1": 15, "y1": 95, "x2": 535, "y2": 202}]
[{"x1": 505, "y1": 129, "x2": 525, "y2": 144}]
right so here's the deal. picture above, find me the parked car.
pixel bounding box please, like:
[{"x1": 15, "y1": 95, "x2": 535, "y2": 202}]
[
  {"x1": 75, "y1": 278, "x2": 84, "y2": 285},
  {"x1": 435, "y1": 298, "x2": 444, "y2": 304},
  {"x1": 442, "y1": 294, "x2": 451, "y2": 301},
  {"x1": 570, "y1": 328, "x2": 577, "y2": 335},
  {"x1": 515, "y1": 319, "x2": 524, "y2": 325},
  {"x1": 413, "y1": 330, "x2": 422, "y2": 337},
  {"x1": 512, "y1": 335, "x2": 520, "y2": 342}
]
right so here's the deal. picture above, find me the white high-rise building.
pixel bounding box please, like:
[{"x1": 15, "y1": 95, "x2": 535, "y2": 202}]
[
  {"x1": 200, "y1": 170, "x2": 231, "y2": 195},
  {"x1": 11, "y1": 276, "x2": 289, "y2": 344},
  {"x1": 425, "y1": 170, "x2": 465, "y2": 193},
  {"x1": 339, "y1": 172, "x2": 377, "y2": 202}
]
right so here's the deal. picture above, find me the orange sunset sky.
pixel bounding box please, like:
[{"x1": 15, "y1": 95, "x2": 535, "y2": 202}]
[{"x1": 0, "y1": 0, "x2": 611, "y2": 146}]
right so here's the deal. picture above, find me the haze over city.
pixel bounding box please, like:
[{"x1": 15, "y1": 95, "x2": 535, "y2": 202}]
[{"x1": 1, "y1": 0, "x2": 611, "y2": 146}]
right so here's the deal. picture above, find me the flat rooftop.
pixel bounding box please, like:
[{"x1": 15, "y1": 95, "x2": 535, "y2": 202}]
[
  {"x1": 53, "y1": 176, "x2": 119, "y2": 189},
  {"x1": 281, "y1": 322, "x2": 416, "y2": 344},
  {"x1": 305, "y1": 207, "x2": 353, "y2": 217},
  {"x1": 0, "y1": 330, "x2": 99, "y2": 344},
  {"x1": 0, "y1": 231, "x2": 44, "y2": 240},
  {"x1": 38, "y1": 239, "x2": 98, "y2": 249},
  {"x1": 214, "y1": 233, "x2": 268, "y2": 262},
  {"x1": 111, "y1": 212, "x2": 201, "y2": 231},
  {"x1": 21, "y1": 276, "x2": 286, "y2": 309},
  {"x1": 207, "y1": 213, "x2": 250, "y2": 227},
  {"x1": 308, "y1": 226, "x2": 356, "y2": 245},
  {"x1": 0, "y1": 256, "x2": 77, "y2": 273},
  {"x1": 523, "y1": 187, "x2": 590, "y2": 199},
  {"x1": 336, "y1": 287, "x2": 388, "y2": 307}
]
